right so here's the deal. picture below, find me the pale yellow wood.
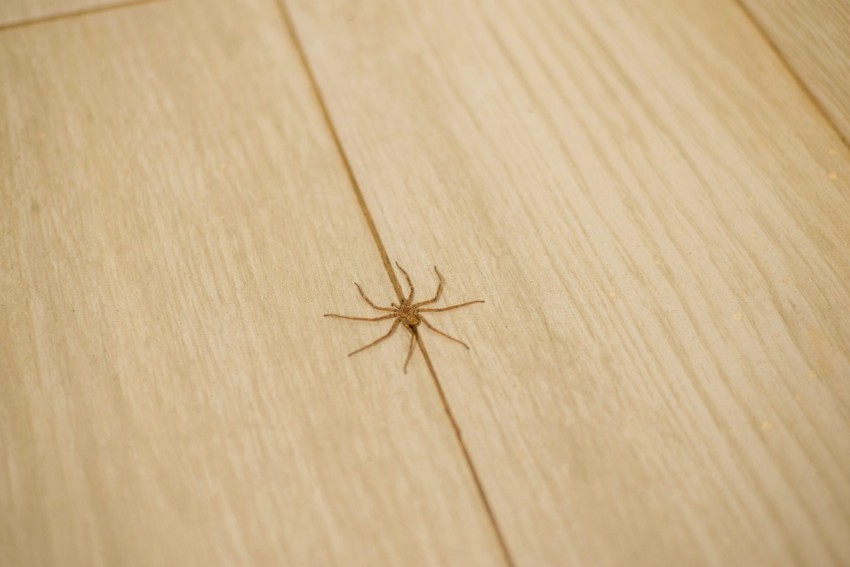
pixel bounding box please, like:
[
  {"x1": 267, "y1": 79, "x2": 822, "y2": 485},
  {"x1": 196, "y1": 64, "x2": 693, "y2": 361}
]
[
  {"x1": 0, "y1": 0, "x2": 507, "y2": 565},
  {"x1": 740, "y1": 0, "x2": 850, "y2": 143},
  {"x1": 0, "y1": 0, "x2": 134, "y2": 28},
  {"x1": 287, "y1": 0, "x2": 850, "y2": 564}
]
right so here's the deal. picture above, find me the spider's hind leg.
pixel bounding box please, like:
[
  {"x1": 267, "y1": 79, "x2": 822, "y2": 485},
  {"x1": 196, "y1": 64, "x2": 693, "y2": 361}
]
[
  {"x1": 403, "y1": 331, "x2": 417, "y2": 373},
  {"x1": 419, "y1": 300, "x2": 484, "y2": 313},
  {"x1": 421, "y1": 317, "x2": 470, "y2": 349},
  {"x1": 349, "y1": 320, "x2": 400, "y2": 356}
]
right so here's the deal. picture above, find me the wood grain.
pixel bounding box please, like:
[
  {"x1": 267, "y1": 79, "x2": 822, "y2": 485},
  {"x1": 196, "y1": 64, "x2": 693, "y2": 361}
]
[
  {"x1": 286, "y1": 0, "x2": 850, "y2": 564},
  {"x1": 740, "y1": 0, "x2": 850, "y2": 143},
  {"x1": 0, "y1": 0, "x2": 507, "y2": 565},
  {"x1": 0, "y1": 0, "x2": 147, "y2": 29}
]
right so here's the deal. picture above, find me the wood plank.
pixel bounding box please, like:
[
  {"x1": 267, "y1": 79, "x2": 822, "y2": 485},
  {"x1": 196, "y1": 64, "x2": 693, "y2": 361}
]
[
  {"x1": 0, "y1": 1, "x2": 507, "y2": 565},
  {"x1": 0, "y1": 0, "x2": 140, "y2": 28},
  {"x1": 285, "y1": 0, "x2": 850, "y2": 564},
  {"x1": 740, "y1": 0, "x2": 850, "y2": 143}
]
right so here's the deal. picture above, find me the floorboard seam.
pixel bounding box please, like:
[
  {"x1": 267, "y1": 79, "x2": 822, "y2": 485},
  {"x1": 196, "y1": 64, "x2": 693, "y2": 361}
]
[
  {"x1": 734, "y1": 0, "x2": 850, "y2": 148},
  {"x1": 273, "y1": 1, "x2": 516, "y2": 564},
  {"x1": 0, "y1": 0, "x2": 162, "y2": 32}
]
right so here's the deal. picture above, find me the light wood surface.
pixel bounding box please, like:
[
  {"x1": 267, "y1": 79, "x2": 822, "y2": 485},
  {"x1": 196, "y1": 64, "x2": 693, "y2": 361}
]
[
  {"x1": 0, "y1": 0, "x2": 139, "y2": 28},
  {"x1": 0, "y1": 1, "x2": 505, "y2": 565},
  {"x1": 287, "y1": 0, "x2": 850, "y2": 564},
  {"x1": 741, "y1": 0, "x2": 850, "y2": 143},
  {"x1": 2, "y1": 0, "x2": 850, "y2": 565}
]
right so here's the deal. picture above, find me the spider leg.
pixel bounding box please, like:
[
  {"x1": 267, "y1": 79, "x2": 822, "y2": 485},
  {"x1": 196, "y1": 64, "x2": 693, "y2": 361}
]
[
  {"x1": 420, "y1": 317, "x2": 470, "y2": 349},
  {"x1": 349, "y1": 319, "x2": 400, "y2": 356},
  {"x1": 354, "y1": 282, "x2": 395, "y2": 312},
  {"x1": 403, "y1": 330, "x2": 417, "y2": 373},
  {"x1": 418, "y1": 300, "x2": 484, "y2": 313},
  {"x1": 394, "y1": 262, "x2": 415, "y2": 302},
  {"x1": 325, "y1": 313, "x2": 397, "y2": 322},
  {"x1": 412, "y1": 266, "x2": 444, "y2": 307}
]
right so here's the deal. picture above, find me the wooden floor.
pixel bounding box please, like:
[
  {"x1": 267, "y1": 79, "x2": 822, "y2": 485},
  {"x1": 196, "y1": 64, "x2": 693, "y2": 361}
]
[{"x1": 2, "y1": 0, "x2": 849, "y2": 565}]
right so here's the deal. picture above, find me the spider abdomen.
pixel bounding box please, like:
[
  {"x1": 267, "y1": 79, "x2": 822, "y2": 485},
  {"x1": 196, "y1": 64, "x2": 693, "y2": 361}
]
[{"x1": 402, "y1": 312, "x2": 421, "y2": 327}]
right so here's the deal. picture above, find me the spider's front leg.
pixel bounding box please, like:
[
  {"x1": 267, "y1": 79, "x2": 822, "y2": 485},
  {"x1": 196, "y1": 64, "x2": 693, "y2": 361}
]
[
  {"x1": 394, "y1": 262, "x2": 415, "y2": 303},
  {"x1": 413, "y1": 266, "x2": 445, "y2": 307},
  {"x1": 354, "y1": 283, "x2": 395, "y2": 312},
  {"x1": 324, "y1": 313, "x2": 396, "y2": 322}
]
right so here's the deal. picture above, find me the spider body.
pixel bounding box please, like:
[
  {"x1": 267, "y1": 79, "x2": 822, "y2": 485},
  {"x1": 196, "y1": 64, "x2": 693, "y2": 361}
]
[
  {"x1": 325, "y1": 263, "x2": 484, "y2": 373},
  {"x1": 397, "y1": 305, "x2": 421, "y2": 329}
]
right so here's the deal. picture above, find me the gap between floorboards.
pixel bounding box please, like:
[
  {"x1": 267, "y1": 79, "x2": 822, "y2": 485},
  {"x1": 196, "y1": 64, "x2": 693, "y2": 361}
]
[{"x1": 272, "y1": 0, "x2": 517, "y2": 564}]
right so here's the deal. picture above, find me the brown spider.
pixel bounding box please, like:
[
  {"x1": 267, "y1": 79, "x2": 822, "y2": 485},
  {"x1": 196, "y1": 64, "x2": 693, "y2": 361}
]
[{"x1": 325, "y1": 263, "x2": 484, "y2": 373}]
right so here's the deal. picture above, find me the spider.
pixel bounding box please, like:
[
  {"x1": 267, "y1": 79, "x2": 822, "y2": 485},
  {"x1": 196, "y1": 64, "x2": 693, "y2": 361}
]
[{"x1": 325, "y1": 263, "x2": 484, "y2": 373}]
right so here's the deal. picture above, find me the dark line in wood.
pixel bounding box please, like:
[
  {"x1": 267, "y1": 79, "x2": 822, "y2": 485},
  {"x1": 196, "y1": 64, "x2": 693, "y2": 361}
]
[
  {"x1": 733, "y1": 0, "x2": 849, "y2": 148},
  {"x1": 274, "y1": 2, "x2": 515, "y2": 564},
  {"x1": 416, "y1": 335, "x2": 517, "y2": 567},
  {"x1": 0, "y1": 0, "x2": 162, "y2": 32},
  {"x1": 273, "y1": 0, "x2": 403, "y2": 302}
]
